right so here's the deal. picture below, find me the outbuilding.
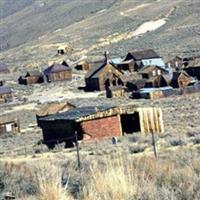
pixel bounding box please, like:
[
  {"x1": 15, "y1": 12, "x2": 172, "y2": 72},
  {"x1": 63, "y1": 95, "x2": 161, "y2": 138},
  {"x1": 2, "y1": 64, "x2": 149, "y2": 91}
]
[
  {"x1": 0, "y1": 86, "x2": 13, "y2": 104},
  {"x1": 18, "y1": 70, "x2": 44, "y2": 85},
  {"x1": 38, "y1": 104, "x2": 164, "y2": 148},
  {"x1": 0, "y1": 115, "x2": 20, "y2": 136},
  {"x1": 43, "y1": 62, "x2": 72, "y2": 82}
]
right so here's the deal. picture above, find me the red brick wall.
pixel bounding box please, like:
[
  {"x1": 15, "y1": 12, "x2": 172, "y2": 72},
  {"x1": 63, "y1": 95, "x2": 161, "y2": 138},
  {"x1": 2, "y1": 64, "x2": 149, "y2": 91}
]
[{"x1": 80, "y1": 115, "x2": 122, "y2": 140}]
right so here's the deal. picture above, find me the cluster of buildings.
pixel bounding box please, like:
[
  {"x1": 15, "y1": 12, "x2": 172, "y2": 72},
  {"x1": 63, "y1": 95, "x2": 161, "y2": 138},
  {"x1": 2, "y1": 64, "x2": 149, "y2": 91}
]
[{"x1": 1, "y1": 48, "x2": 200, "y2": 147}]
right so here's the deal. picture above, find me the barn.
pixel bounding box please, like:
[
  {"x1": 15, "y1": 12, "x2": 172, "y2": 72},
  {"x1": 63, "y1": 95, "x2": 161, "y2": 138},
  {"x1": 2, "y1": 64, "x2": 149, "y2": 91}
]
[
  {"x1": 0, "y1": 86, "x2": 13, "y2": 104},
  {"x1": 0, "y1": 115, "x2": 20, "y2": 136},
  {"x1": 18, "y1": 70, "x2": 44, "y2": 85},
  {"x1": 38, "y1": 104, "x2": 164, "y2": 148},
  {"x1": 124, "y1": 49, "x2": 165, "y2": 71},
  {"x1": 85, "y1": 58, "x2": 124, "y2": 91},
  {"x1": 43, "y1": 62, "x2": 72, "y2": 82}
]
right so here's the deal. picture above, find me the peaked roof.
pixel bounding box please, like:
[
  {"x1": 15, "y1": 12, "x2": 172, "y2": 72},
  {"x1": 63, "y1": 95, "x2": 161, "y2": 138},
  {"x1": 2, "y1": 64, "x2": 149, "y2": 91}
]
[
  {"x1": 0, "y1": 62, "x2": 10, "y2": 73},
  {"x1": 85, "y1": 61, "x2": 123, "y2": 79},
  {"x1": 0, "y1": 86, "x2": 12, "y2": 95},
  {"x1": 138, "y1": 65, "x2": 167, "y2": 74},
  {"x1": 44, "y1": 63, "x2": 71, "y2": 75},
  {"x1": 127, "y1": 49, "x2": 161, "y2": 60},
  {"x1": 26, "y1": 70, "x2": 42, "y2": 77}
]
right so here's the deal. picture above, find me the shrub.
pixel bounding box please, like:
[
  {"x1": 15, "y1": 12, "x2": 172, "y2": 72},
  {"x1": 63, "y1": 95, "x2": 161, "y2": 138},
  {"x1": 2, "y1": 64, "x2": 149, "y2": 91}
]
[{"x1": 129, "y1": 145, "x2": 146, "y2": 154}]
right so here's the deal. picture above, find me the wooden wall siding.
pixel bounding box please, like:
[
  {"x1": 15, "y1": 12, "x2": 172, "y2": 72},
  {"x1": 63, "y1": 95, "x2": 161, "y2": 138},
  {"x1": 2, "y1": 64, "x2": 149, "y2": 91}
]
[
  {"x1": 178, "y1": 74, "x2": 193, "y2": 88},
  {"x1": 138, "y1": 107, "x2": 164, "y2": 134},
  {"x1": 49, "y1": 71, "x2": 72, "y2": 82},
  {"x1": 0, "y1": 120, "x2": 20, "y2": 135},
  {"x1": 0, "y1": 93, "x2": 13, "y2": 104},
  {"x1": 81, "y1": 115, "x2": 122, "y2": 140}
]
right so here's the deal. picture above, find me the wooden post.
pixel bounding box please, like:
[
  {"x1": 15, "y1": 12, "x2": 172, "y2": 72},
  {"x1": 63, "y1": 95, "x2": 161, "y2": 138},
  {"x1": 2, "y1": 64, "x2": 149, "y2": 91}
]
[
  {"x1": 151, "y1": 130, "x2": 157, "y2": 159},
  {"x1": 75, "y1": 131, "x2": 81, "y2": 170}
]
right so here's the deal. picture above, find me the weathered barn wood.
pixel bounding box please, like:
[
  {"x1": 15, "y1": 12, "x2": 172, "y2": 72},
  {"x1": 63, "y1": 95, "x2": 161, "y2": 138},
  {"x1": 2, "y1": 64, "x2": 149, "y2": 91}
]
[
  {"x1": 44, "y1": 62, "x2": 72, "y2": 82},
  {"x1": 166, "y1": 56, "x2": 183, "y2": 69},
  {"x1": 38, "y1": 104, "x2": 164, "y2": 148},
  {"x1": 145, "y1": 75, "x2": 169, "y2": 88},
  {"x1": 75, "y1": 61, "x2": 90, "y2": 71},
  {"x1": 57, "y1": 45, "x2": 73, "y2": 55},
  {"x1": 18, "y1": 71, "x2": 44, "y2": 85},
  {"x1": 0, "y1": 115, "x2": 20, "y2": 135},
  {"x1": 170, "y1": 71, "x2": 196, "y2": 88},
  {"x1": 85, "y1": 57, "x2": 124, "y2": 91},
  {"x1": 0, "y1": 86, "x2": 13, "y2": 104},
  {"x1": 139, "y1": 65, "x2": 168, "y2": 79},
  {"x1": 106, "y1": 86, "x2": 125, "y2": 98}
]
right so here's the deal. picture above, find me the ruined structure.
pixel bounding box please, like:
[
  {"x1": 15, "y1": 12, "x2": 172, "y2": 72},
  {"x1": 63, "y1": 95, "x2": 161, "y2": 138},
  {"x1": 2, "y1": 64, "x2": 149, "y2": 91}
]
[{"x1": 38, "y1": 104, "x2": 164, "y2": 148}]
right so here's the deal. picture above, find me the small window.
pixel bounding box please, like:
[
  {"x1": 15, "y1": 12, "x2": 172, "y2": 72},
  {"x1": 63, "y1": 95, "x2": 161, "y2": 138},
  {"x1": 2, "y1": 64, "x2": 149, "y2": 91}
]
[
  {"x1": 152, "y1": 70, "x2": 156, "y2": 76},
  {"x1": 157, "y1": 70, "x2": 161, "y2": 75}
]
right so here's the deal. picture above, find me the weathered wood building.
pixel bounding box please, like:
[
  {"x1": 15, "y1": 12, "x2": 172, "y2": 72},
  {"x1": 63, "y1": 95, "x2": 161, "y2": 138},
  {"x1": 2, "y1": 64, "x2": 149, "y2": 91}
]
[
  {"x1": 124, "y1": 49, "x2": 165, "y2": 71},
  {"x1": 75, "y1": 61, "x2": 90, "y2": 71},
  {"x1": 38, "y1": 105, "x2": 164, "y2": 148},
  {"x1": 85, "y1": 58, "x2": 124, "y2": 91},
  {"x1": 184, "y1": 58, "x2": 200, "y2": 80},
  {"x1": 0, "y1": 86, "x2": 13, "y2": 104},
  {"x1": 138, "y1": 65, "x2": 168, "y2": 79},
  {"x1": 170, "y1": 71, "x2": 196, "y2": 88},
  {"x1": 18, "y1": 71, "x2": 44, "y2": 85},
  {"x1": 166, "y1": 56, "x2": 183, "y2": 69},
  {"x1": 0, "y1": 115, "x2": 20, "y2": 136},
  {"x1": 43, "y1": 62, "x2": 72, "y2": 82}
]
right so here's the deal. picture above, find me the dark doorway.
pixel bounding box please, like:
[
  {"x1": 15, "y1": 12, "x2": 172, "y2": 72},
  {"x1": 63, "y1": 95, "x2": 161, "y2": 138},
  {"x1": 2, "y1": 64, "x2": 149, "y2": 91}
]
[{"x1": 120, "y1": 112, "x2": 140, "y2": 134}]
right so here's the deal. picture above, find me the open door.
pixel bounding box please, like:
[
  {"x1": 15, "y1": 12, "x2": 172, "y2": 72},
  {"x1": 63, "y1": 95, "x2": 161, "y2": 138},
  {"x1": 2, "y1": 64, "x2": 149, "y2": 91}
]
[{"x1": 120, "y1": 112, "x2": 140, "y2": 134}]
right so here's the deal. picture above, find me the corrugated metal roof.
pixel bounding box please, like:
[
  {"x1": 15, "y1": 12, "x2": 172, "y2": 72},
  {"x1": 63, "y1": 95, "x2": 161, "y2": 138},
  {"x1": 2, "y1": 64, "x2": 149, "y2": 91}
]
[{"x1": 40, "y1": 106, "x2": 114, "y2": 121}]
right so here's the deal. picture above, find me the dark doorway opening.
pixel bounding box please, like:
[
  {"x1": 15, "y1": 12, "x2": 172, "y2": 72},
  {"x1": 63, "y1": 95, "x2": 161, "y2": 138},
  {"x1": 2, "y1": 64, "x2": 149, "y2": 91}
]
[{"x1": 120, "y1": 112, "x2": 140, "y2": 134}]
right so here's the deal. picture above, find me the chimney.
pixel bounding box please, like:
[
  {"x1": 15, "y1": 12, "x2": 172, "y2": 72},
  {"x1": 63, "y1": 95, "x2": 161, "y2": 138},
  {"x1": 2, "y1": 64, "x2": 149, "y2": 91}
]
[{"x1": 104, "y1": 51, "x2": 109, "y2": 64}]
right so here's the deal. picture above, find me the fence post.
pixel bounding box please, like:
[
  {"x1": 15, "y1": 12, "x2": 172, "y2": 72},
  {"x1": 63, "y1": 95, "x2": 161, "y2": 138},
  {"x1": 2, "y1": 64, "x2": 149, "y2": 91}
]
[
  {"x1": 151, "y1": 130, "x2": 157, "y2": 159},
  {"x1": 75, "y1": 131, "x2": 81, "y2": 170}
]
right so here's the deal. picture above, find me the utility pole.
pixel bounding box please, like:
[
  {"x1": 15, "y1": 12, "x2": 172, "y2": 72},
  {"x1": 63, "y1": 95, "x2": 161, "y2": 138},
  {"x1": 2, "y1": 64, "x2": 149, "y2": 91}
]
[{"x1": 75, "y1": 131, "x2": 81, "y2": 170}]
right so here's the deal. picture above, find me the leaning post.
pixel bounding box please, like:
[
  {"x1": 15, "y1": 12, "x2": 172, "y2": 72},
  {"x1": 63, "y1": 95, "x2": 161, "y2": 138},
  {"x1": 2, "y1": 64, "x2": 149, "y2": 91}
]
[{"x1": 75, "y1": 131, "x2": 81, "y2": 170}]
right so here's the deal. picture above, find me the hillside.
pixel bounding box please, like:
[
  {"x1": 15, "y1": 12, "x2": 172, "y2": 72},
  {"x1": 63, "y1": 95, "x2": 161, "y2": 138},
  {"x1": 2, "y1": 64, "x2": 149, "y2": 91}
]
[{"x1": 0, "y1": 0, "x2": 200, "y2": 74}]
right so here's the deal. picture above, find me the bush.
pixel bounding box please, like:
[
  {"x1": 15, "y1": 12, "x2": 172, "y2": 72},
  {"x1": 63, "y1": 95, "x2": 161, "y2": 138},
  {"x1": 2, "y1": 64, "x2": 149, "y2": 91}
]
[
  {"x1": 169, "y1": 138, "x2": 185, "y2": 146},
  {"x1": 129, "y1": 145, "x2": 146, "y2": 154}
]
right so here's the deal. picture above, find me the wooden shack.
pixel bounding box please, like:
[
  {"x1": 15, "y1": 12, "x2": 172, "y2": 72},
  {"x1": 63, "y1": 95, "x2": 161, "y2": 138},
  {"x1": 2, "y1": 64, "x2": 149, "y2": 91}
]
[
  {"x1": 184, "y1": 58, "x2": 200, "y2": 80},
  {"x1": 38, "y1": 105, "x2": 164, "y2": 148},
  {"x1": 18, "y1": 71, "x2": 44, "y2": 85},
  {"x1": 0, "y1": 62, "x2": 10, "y2": 74},
  {"x1": 43, "y1": 62, "x2": 72, "y2": 82},
  {"x1": 106, "y1": 86, "x2": 125, "y2": 98},
  {"x1": 170, "y1": 71, "x2": 196, "y2": 88},
  {"x1": 124, "y1": 49, "x2": 165, "y2": 71},
  {"x1": 0, "y1": 115, "x2": 20, "y2": 136},
  {"x1": 85, "y1": 57, "x2": 124, "y2": 91},
  {"x1": 144, "y1": 75, "x2": 169, "y2": 88},
  {"x1": 75, "y1": 61, "x2": 90, "y2": 71},
  {"x1": 57, "y1": 45, "x2": 73, "y2": 55},
  {"x1": 0, "y1": 86, "x2": 13, "y2": 104},
  {"x1": 166, "y1": 56, "x2": 183, "y2": 69},
  {"x1": 138, "y1": 65, "x2": 168, "y2": 79}
]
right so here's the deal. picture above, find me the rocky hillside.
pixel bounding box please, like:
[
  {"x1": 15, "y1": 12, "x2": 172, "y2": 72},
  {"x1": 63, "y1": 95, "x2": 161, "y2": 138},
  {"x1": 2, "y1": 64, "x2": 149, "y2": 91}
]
[{"x1": 0, "y1": 0, "x2": 200, "y2": 73}]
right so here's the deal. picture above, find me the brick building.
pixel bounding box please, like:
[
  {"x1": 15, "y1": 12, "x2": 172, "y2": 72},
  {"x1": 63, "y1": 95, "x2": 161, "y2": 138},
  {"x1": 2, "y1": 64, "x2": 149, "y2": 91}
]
[{"x1": 38, "y1": 105, "x2": 164, "y2": 148}]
